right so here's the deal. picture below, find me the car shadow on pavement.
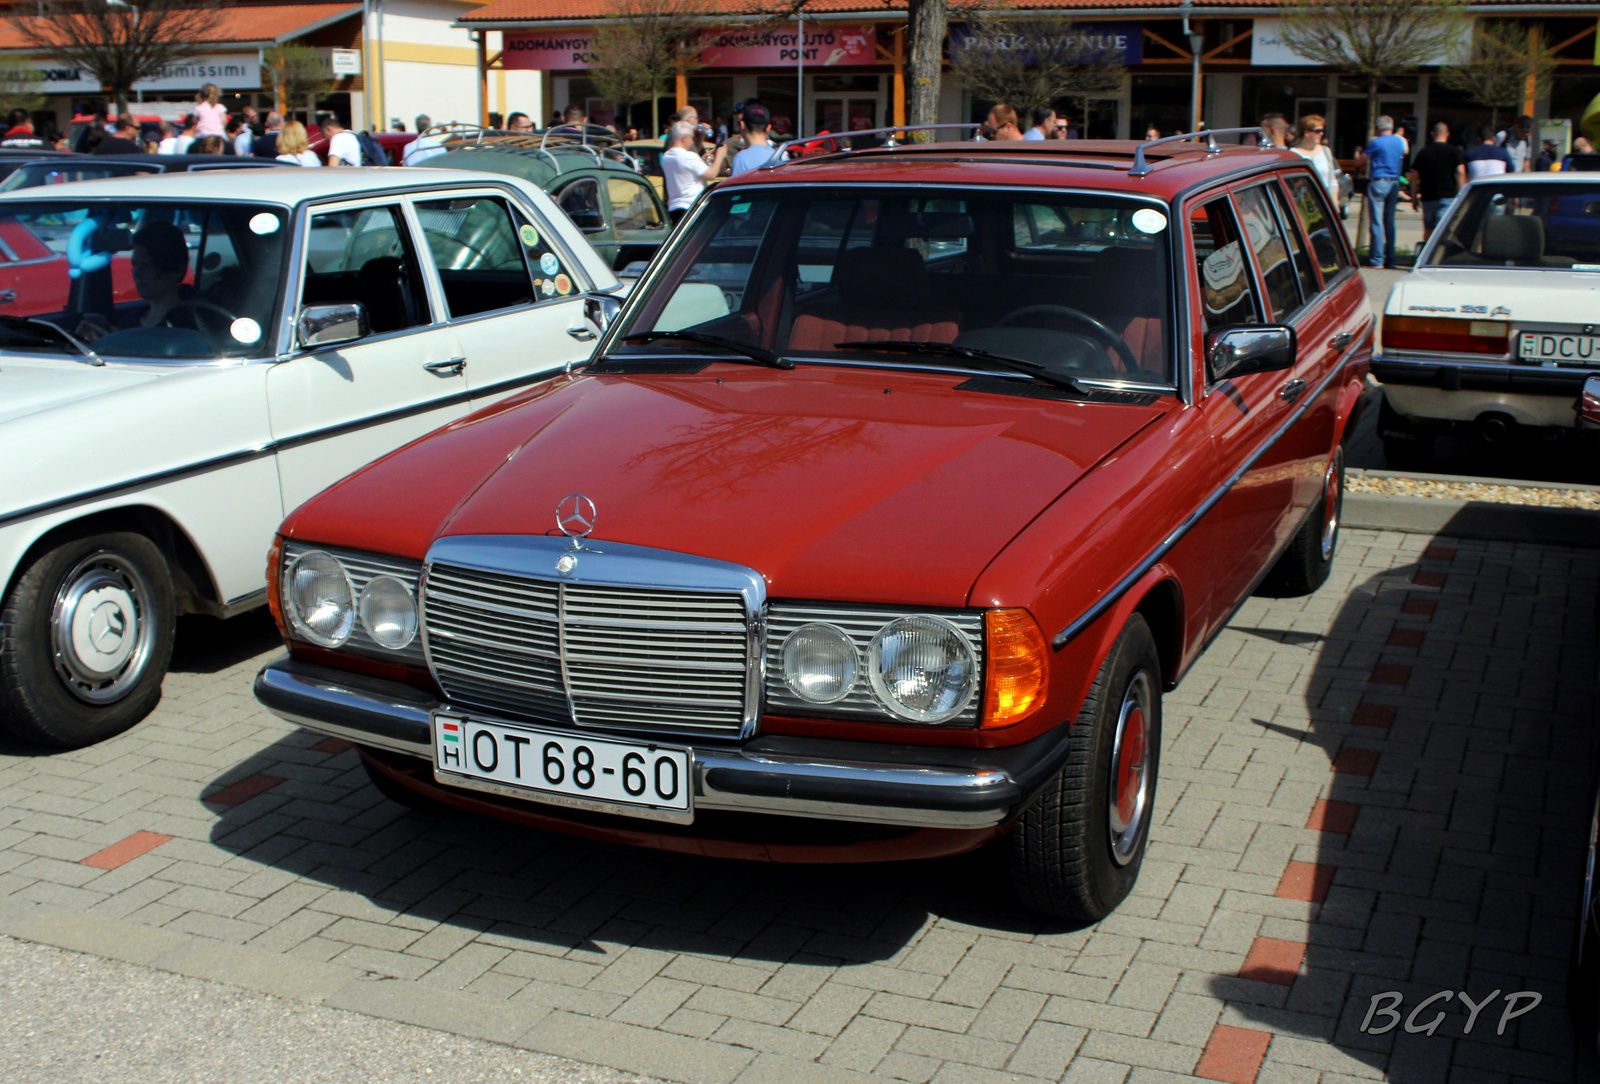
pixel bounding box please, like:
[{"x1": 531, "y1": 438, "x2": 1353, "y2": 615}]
[
  {"x1": 170, "y1": 611, "x2": 283, "y2": 676},
  {"x1": 1210, "y1": 550, "x2": 1598, "y2": 1082},
  {"x1": 204, "y1": 730, "x2": 1066, "y2": 966}
]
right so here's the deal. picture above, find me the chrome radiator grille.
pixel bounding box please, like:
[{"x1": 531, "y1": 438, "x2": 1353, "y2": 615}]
[{"x1": 422, "y1": 562, "x2": 753, "y2": 740}]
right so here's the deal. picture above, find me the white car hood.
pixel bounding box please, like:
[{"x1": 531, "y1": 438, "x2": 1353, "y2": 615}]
[
  {"x1": 1385, "y1": 266, "x2": 1600, "y2": 323},
  {"x1": 0, "y1": 355, "x2": 165, "y2": 426}
]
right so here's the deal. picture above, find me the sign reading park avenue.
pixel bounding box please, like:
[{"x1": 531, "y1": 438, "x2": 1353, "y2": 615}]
[
  {"x1": 947, "y1": 23, "x2": 1143, "y2": 66},
  {"x1": 502, "y1": 25, "x2": 877, "y2": 71}
]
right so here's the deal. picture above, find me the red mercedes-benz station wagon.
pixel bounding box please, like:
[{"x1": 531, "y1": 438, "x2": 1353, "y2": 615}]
[{"x1": 255, "y1": 129, "x2": 1372, "y2": 921}]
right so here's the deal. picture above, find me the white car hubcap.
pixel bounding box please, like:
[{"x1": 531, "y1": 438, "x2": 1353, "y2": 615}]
[{"x1": 52, "y1": 552, "x2": 153, "y2": 705}]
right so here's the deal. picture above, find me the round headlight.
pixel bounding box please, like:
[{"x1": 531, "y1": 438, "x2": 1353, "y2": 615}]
[
  {"x1": 781, "y1": 623, "x2": 859, "y2": 704},
  {"x1": 868, "y1": 616, "x2": 978, "y2": 723},
  {"x1": 359, "y1": 575, "x2": 417, "y2": 650},
  {"x1": 285, "y1": 550, "x2": 354, "y2": 648}
]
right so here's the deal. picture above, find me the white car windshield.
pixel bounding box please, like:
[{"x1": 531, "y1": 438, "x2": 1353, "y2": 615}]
[
  {"x1": 614, "y1": 187, "x2": 1175, "y2": 386},
  {"x1": 0, "y1": 200, "x2": 290, "y2": 361},
  {"x1": 1426, "y1": 183, "x2": 1600, "y2": 270}
]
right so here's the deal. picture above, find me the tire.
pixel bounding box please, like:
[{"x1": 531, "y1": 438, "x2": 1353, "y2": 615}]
[
  {"x1": 1009, "y1": 614, "x2": 1161, "y2": 923},
  {"x1": 1570, "y1": 781, "x2": 1600, "y2": 1054},
  {"x1": 1259, "y1": 447, "x2": 1343, "y2": 598},
  {"x1": 0, "y1": 531, "x2": 175, "y2": 748},
  {"x1": 1379, "y1": 397, "x2": 1433, "y2": 470}
]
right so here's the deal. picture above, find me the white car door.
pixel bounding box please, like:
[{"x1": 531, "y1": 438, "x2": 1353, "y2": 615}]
[
  {"x1": 267, "y1": 198, "x2": 470, "y2": 513},
  {"x1": 409, "y1": 189, "x2": 602, "y2": 402}
]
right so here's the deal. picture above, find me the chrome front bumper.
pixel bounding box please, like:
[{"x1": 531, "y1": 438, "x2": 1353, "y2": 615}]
[{"x1": 254, "y1": 657, "x2": 1042, "y2": 830}]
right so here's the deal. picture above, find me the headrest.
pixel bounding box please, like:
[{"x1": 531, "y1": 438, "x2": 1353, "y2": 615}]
[
  {"x1": 1482, "y1": 215, "x2": 1544, "y2": 263},
  {"x1": 832, "y1": 247, "x2": 930, "y2": 308}
]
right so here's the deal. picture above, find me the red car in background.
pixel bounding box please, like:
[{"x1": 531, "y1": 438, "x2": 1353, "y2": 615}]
[
  {"x1": 256, "y1": 128, "x2": 1372, "y2": 921},
  {"x1": 308, "y1": 131, "x2": 415, "y2": 166}
]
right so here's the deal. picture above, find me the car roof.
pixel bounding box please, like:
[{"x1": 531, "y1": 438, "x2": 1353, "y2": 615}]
[
  {"x1": 0, "y1": 166, "x2": 536, "y2": 206},
  {"x1": 719, "y1": 139, "x2": 1307, "y2": 198},
  {"x1": 1463, "y1": 171, "x2": 1600, "y2": 184}
]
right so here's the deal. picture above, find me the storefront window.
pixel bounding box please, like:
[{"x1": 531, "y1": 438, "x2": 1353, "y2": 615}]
[{"x1": 756, "y1": 77, "x2": 798, "y2": 138}]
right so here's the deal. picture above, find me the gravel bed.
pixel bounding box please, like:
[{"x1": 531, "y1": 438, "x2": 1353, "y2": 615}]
[{"x1": 1347, "y1": 473, "x2": 1600, "y2": 509}]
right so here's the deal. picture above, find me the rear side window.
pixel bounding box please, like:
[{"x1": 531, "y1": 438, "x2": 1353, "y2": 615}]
[
  {"x1": 1270, "y1": 180, "x2": 1322, "y2": 302},
  {"x1": 1234, "y1": 185, "x2": 1302, "y2": 321},
  {"x1": 559, "y1": 179, "x2": 603, "y2": 231},
  {"x1": 1283, "y1": 174, "x2": 1349, "y2": 279},
  {"x1": 1190, "y1": 196, "x2": 1261, "y2": 332},
  {"x1": 415, "y1": 196, "x2": 570, "y2": 316},
  {"x1": 608, "y1": 177, "x2": 663, "y2": 231}
]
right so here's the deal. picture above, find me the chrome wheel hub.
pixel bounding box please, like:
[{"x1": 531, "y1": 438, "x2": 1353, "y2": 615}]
[
  {"x1": 1320, "y1": 460, "x2": 1341, "y2": 562},
  {"x1": 51, "y1": 551, "x2": 154, "y2": 705},
  {"x1": 1107, "y1": 670, "x2": 1153, "y2": 866}
]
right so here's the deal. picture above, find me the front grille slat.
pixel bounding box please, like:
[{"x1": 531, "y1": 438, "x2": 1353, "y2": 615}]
[{"x1": 423, "y1": 561, "x2": 751, "y2": 740}]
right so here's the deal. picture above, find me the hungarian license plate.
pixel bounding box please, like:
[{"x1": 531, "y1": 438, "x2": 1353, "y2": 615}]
[
  {"x1": 1519, "y1": 332, "x2": 1600, "y2": 365},
  {"x1": 433, "y1": 713, "x2": 692, "y2": 815}
]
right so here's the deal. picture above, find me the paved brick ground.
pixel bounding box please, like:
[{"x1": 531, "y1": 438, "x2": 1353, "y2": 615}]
[{"x1": 1, "y1": 528, "x2": 1595, "y2": 1083}]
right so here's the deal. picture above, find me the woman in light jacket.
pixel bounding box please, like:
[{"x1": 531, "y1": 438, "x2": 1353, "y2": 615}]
[{"x1": 275, "y1": 121, "x2": 321, "y2": 167}]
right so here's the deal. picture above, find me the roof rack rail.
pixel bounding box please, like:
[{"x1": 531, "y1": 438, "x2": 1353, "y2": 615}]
[
  {"x1": 426, "y1": 122, "x2": 639, "y2": 173},
  {"x1": 760, "y1": 123, "x2": 983, "y2": 170},
  {"x1": 1129, "y1": 126, "x2": 1273, "y2": 177}
]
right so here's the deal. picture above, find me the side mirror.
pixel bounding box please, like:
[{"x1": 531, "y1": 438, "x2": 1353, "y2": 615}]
[
  {"x1": 585, "y1": 293, "x2": 622, "y2": 331},
  {"x1": 1206, "y1": 324, "x2": 1296, "y2": 381},
  {"x1": 297, "y1": 302, "x2": 369, "y2": 348}
]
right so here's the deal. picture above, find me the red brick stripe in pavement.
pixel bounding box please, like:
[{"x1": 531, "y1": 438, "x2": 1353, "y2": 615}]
[
  {"x1": 1387, "y1": 627, "x2": 1426, "y2": 648},
  {"x1": 1352, "y1": 703, "x2": 1395, "y2": 728},
  {"x1": 1276, "y1": 861, "x2": 1336, "y2": 903},
  {"x1": 1306, "y1": 799, "x2": 1360, "y2": 834},
  {"x1": 1239, "y1": 937, "x2": 1306, "y2": 985},
  {"x1": 1424, "y1": 545, "x2": 1457, "y2": 561},
  {"x1": 1369, "y1": 663, "x2": 1412, "y2": 686},
  {"x1": 204, "y1": 774, "x2": 285, "y2": 807},
  {"x1": 311, "y1": 737, "x2": 355, "y2": 754},
  {"x1": 1196, "y1": 1024, "x2": 1273, "y2": 1084},
  {"x1": 80, "y1": 831, "x2": 171, "y2": 870},
  {"x1": 1401, "y1": 597, "x2": 1437, "y2": 616},
  {"x1": 1332, "y1": 748, "x2": 1381, "y2": 776},
  {"x1": 1413, "y1": 570, "x2": 1448, "y2": 587}
]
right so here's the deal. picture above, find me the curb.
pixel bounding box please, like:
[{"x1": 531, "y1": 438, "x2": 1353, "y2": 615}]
[{"x1": 1345, "y1": 492, "x2": 1600, "y2": 547}]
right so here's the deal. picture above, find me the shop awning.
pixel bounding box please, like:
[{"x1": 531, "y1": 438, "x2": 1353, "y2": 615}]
[{"x1": 0, "y1": 3, "x2": 361, "y2": 50}]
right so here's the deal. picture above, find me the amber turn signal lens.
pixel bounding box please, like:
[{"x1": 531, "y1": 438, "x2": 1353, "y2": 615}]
[
  {"x1": 265, "y1": 535, "x2": 287, "y2": 639},
  {"x1": 983, "y1": 608, "x2": 1048, "y2": 727}
]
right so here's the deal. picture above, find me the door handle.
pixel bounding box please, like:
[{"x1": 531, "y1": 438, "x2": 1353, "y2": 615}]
[
  {"x1": 424, "y1": 357, "x2": 467, "y2": 376},
  {"x1": 1330, "y1": 331, "x2": 1353, "y2": 349},
  {"x1": 1279, "y1": 378, "x2": 1308, "y2": 403},
  {"x1": 567, "y1": 327, "x2": 597, "y2": 342}
]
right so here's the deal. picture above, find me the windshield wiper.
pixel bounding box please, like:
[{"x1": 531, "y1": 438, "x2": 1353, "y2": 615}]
[
  {"x1": 617, "y1": 331, "x2": 793, "y2": 370},
  {"x1": 834, "y1": 340, "x2": 1088, "y2": 395},
  {"x1": 0, "y1": 314, "x2": 103, "y2": 366}
]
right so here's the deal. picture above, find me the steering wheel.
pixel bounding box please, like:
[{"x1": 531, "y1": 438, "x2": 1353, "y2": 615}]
[
  {"x1": 997, "y1": 304, "x2": 1139, "y2": 373},
  {"x1": 160, "y1": 299, "x2": 241, "y2": 347}
]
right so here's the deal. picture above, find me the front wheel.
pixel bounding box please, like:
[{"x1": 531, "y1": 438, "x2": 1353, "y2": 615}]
[
  {"x1": 0, "y1": 531, "x2": 174, "y2": 748},
  {"x1": 1009, "y1": 614, "x2": 1162, "y2": 922}
]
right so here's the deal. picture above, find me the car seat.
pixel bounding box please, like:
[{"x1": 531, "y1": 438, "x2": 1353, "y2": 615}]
[
  {"x1": 1481, "y1": 215, "x2": 1576, "y2": 267},
  {"x1": 788, "y1": 247, "x2": 960, "y2": 351}
]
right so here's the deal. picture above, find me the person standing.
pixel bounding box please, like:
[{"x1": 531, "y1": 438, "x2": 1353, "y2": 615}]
[
  {"x1": 730, "y1": 103, "x2": 784, "y2": 175},
  {"x1": 984, "y1": 104, "x2": 1024, "y2": 141},
  {"x1": 320, "y1": 113, "x2": 360, "y2": 166},
  {"x1": 1290, "y1": 115, "x2": 1339, "y2": 206},
  {"x1": 274, "y1": 121, "x2": 321, "y2": 166},
  {"x1": 252, "y1": 112, "x2": 284, "y2": 158},
  {"x1": 1260, "y1": 112, "x2": 1291, "y2": 148},
  {"x1": 229, "y1": 116, "x2": 252, "y2": 156},
  {"x1": 506, "y1": 112, "x2": 533, "y2": 133},
  {"x1": 1499, "y1": 115, "x2": 1535, "y2": 172},
  {"x1": 402, "y1": 114, "x2": 445, "y2": 164},
  {"x1": 1407, "y1": 122, "x2": 1465, "y2": 242},
  {"x1": 1466, "y1": 125, "x2": 1515, "y2": 180},
  {"x1": 1024, "y1": 107, "x2": 1057, "y2": 141},
  {"x1": 662, "y1": 120, "x2": 726, "y2": 224},
  {"x1": 1357, "y1": 115, "x2": 1407, "y2": 269},
  {"x1": 1, "y1": 108, "x2": 45, "y2": 148},
  {"x1": 172, "y1": 114, "x2": 198, "y2": 155},
  {"x1": 93, "y1": 116, "x2": 143, "y2": 155},
  {"x1": 193, "y1": 84, "x2": 227, "y2": 138}
]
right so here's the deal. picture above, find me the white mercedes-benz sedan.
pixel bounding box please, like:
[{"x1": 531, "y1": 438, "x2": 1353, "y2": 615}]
[
  {"x1": 1372, "y1": 172, "x2": 1600, "y2": 467},
  {"x1": 0, "y1": 168, "x2": 622, "y2": 747}
]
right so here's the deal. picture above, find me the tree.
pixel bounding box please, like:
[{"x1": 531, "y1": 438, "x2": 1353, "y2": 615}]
[
  {"x1": 1275, "y1": 0, "x2": 1468, "y2": 139},
  {"x1": 905, "y1": 0, "x2": 946, "y2": 139},
  {"x1": 263, "y1": 44, "x2": 332, "y2": 123},
  {"x1": 0, "y1": 61, "x2": 45, "y2": 120},
  {"x1": 590, "y1": 0, "x2": 709, "y2": 137},
  {"x1": 1438, "y1": 21, "x2": 1558, "y2": 131},
  {"x1": 6, "y1": 0, "x2": 223, "y2": 116},
  {"x1": 949, "y1": 13, "x2": 1125, "y2": 130}
]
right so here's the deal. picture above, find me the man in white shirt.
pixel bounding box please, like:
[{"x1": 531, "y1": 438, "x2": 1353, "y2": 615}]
[
  {"x1": 730, "y1": 103, "x2": 785, "y2": 175},
  {"x1": 662, "y1": 120, "x2": 727, "y2": 223},
  {"x1": 1024, "y1": 107, "x2": 1056, "y2": 141},
  {"x1": 403, "y1": 113, "x2": 445, "y2": 165},
  {"x1": 320, "y1": 113, "x2": 361, "y2": 166}
]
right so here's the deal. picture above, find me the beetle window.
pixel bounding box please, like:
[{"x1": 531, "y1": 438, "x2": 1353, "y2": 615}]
[
  {"x1": 1234, "y1": 185, "x2": 1302, "y2": 321},
  {"x1": 559, "y1": 179, "x2": 604, "y2": 231},
  {"x1": 1191, "y1": 197, "x2": 1262, "y2": 332},
  {"x1": 303, "y1": 205, "x2": 431, "y2": 334},
  {"x1": 415, "y1": 196, "x2": 554, "y2": 316},
  {"x1": 607, "y1": 177, "x2": 664, "y2": 231},
  {"x1": 1282, "y1": 174, "x2": 1348, "y2": 279}
]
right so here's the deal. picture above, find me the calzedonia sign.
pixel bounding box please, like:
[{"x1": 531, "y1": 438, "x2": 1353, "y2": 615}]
[{"x1": 503, "y1": 24, "x2": 876, "y2": 71}]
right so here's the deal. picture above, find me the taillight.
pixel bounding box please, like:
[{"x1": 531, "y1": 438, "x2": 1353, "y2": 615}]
[{"x1": 1383, "y1": 315, "x2": 1509, "y2": 355}]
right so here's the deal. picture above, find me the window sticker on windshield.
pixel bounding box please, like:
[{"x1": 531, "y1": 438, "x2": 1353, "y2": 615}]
[
  {"x1": 229, "y1": 317, "x2": 262, "y2": 344},
  {"x1": 540, "y1": 253, "x2": 561, "y2": 276},
  {"x1": 1132, "y1": 209, "x2": 1168, "y2": 235},
  {"x1": 730, "y1": 201, "x2": 751, "y2": 214},
  {"x1": 248, "y1": 213, "x2": 280, "y2": 236},
  {"x1": 554, "y1": 273, "x2": 572, "y2": 295},
  {"x1": 520, "y1": 223, "x2": 540, "y2": 247}
]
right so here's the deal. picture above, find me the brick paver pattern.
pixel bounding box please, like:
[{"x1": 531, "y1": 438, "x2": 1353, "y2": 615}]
[{"x1": 1, "y1": 529, "x2": 1593, "y2": 1083}]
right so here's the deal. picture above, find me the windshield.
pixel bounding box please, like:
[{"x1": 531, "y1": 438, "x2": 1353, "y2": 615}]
[
  {"x1": 614, "y1": 186, "x2": 1174, "y2": 386},
  {"x1": 0, "y1": 199, "x2": 289, "y2": 360},
  {"x1": 1425, "y1": 183, "x2": 1600, "y2": 270}
]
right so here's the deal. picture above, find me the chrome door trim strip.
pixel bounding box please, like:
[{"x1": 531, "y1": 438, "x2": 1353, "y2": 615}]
[{"x1": 1051, "y1": 328, "x2": 1370, "y2": 651}]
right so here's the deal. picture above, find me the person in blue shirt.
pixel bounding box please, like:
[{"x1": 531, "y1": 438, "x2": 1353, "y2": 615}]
[
  {"x1": 730, "y1": 103, "x2": 786, "y2": 175},
  {"x1": 1357, "y1": 115, "x2": 1408, "y2": 269}
]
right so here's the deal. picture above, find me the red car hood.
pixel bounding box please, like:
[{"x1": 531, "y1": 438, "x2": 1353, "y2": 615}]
[{"x1": 290, "y1": 365, "x2": 1166, "y2": 608}]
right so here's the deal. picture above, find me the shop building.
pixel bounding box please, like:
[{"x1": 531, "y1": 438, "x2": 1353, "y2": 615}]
[{"x1": 458, "y1": 0, "x2": 1600, "y2": 150}]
